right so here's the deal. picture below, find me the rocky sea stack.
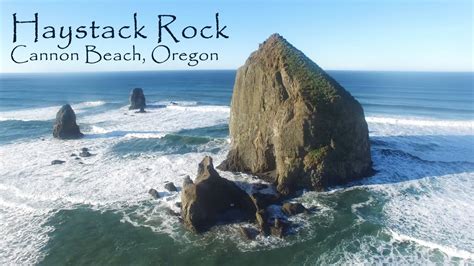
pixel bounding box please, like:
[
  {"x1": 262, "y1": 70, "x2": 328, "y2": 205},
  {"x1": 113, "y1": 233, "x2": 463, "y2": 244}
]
[
  {"x1": 218, "y1": 34, "x2": 373, "y2": 195},
  {"x1": 181, "y1": 156, "x2": 256, "y2": 232},
  {"x1": 129, "y1": 88, "x2": 146, "y2": 110},
  {"x1": 52, "y1": 104, "x2": 83, "y2": 139}
]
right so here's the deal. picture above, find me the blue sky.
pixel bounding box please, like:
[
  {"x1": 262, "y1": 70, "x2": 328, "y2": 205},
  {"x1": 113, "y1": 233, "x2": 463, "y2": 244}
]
[{"x1": 0, "y1": 0, "x2": 472, "y2": 72}]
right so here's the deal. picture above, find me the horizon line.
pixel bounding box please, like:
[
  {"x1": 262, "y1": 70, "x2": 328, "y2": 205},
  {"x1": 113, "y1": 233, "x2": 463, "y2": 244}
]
[{"x1": 1, "y1": 68, "x2": 473, "y2": 75}]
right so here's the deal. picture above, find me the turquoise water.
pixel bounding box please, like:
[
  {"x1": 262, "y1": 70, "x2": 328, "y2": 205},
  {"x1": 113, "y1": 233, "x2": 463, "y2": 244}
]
[{"x1": 0, "y1": 71, "x2": 473, "y2": 264}]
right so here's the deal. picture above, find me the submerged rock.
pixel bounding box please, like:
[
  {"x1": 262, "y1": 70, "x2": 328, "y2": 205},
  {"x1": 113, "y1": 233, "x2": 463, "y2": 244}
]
[
  {"x1": 255, "y1": 209, "x2": 269, "y2": 235},
  {"x1": 148, "y1": 188, "x2": 160, "y2": 199},
  {"x1": 270, "y1": 218, "x2": 288, "y2": 238},
  {"x1": 164, "y1": 182, "x2": 178, "y2": 192},
  {"x1": 218, "y1": 33, "x2": 373, "y2": 195},
  {"x1": 79, "y1": 151, "x2": 91, "y2": 157},
  {"x1": 79, "y1": 148, "x2": 92, "y2": 157},
  {"x1": 166, "y1": 208, "x2": 180, "y2": 217},
  {"x1": 129, "y1": 88, "x2": 146, "y2": 110},
  {"x1": 181, "y1": 156, "x2": 256, "y2": 233},
  {"x1": 281, "y1": 202, "x2": 307, "y2": 216},
  {"x1": 239, "y1": 226, "x2": 258, "y2": 240},
  {"x1": 51, "y1": 160, "x2": 65, "y2": 165},
  {"x1": 52, "y1": 104, "x2": 83, "y2": 139}
]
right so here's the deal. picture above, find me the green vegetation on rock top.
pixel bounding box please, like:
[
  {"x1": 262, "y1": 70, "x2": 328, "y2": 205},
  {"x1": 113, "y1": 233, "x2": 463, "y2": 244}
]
[{"x1": 264, "y1": 34, "x2": 342, "y2": 109}]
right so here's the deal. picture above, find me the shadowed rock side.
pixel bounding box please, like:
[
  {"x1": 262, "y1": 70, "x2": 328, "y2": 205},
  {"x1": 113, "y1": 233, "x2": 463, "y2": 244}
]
[
  {"x1": 129, "y1": 88, "x2": 146, "y2": 110},
  {"x1": 181, "y1": 156, "x2": 256, "y2": 232},
  {"x1": 218, "y1": 34, "x2": 373, "y2": 195},
  {"x1": 52, "y1": 104, "x2": 83, "y2": 139}
]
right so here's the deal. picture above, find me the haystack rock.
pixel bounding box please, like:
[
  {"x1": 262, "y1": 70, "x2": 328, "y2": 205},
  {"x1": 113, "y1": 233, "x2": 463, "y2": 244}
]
[
  {"x1": 218, "y1": 34, "x2": 372, "y2": 195},
  {"x1": 52, "y1": 104, "x2": 83, "y2": 139},
  {"x1": 181, "y1": 156, "x2": 256, "y2": 232},
  {"x1": 129, "y1": 88, "x2": 146, "y2": 110}
]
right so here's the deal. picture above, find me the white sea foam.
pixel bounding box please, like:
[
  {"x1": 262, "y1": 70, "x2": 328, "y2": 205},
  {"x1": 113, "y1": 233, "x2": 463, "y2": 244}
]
[
  {"x1": 0, "y1": 106, "x2": 60, "y2": 122},
  {"x1": 1, "y1": 102, "x2": 473, "y2": 264},
  {"x1": 367, "y1": 115, "x2": 474, "y2": 162},
  {"x1": 78, "y1": 100, "x2": 106, "y2": 107},
  {"x1": 354, "y1": 116, "x2": 474, "y2": 261},
  {"x1": 166, "y1": 104, "x2": 230, "y2": 113},
  {"x1": 389, "y1": 230, "x2": 474, "y2": 260},
  {"x1": 367, "y1": 116, "x2": 474, "y2": 128},
  {"x1": 314, "y1": 115, "x2": 474, "y2": 263},
  {"x1": 123, "y1": 133, "x2": 167, "y2": 139},
  {"x1": 346, "y1": 145, "x2": 474, "y2": 263},
  {"x1": 0, "y1": 101, "x2": 234, "y2": 264},
  {"x1": 82, "y1": 105, "x2": 229, "y2": 135},
  {"x1": 0, "y1": 101, "x2": 107, "y2": 122},
  {"x1": 153, "y1": 100, "x2": 198, "y2": 106},
  {"x1": 89, "y1": 125, "x2": 109, "y2": 134},
  {"x1": 372, "y1": 172, "x2": 474, "y2": 259},
  {"x1": 313, "y1": 231, "x2": 472, "y2": 264},
  {"x1": 0, "y1": 136, "x2": 229, "y2": 263},
  {"x1": 367, "y1": 115, "x2": 474, "y2": 136}
]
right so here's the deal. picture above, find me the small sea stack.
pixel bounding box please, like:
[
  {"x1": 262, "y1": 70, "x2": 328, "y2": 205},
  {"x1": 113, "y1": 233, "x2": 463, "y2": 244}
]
[
  {"x1": 181, "y1": 156, "x2": 256, "y2": 233},
  {"x1": 52, "y1": 104, "x2": 83, "y2": 139},
  {"x1": 218, "y1": 34, "x2": 373, "y2": 195},
  {"x1": 129, "y1": 88, "x2": 146, "y2": 110}
]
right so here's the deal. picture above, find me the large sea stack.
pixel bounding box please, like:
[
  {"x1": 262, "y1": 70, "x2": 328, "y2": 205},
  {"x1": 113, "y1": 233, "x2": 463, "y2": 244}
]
[
  {"x1": 181, "y1": 156, "x2": 256, "y2": 232},
  {"x1": 129, "y1": 88, "x2": 146, "y2": 110},
  {"x1": 52, "y1": 104, "x2": 83, "y2": 139},
  {"x1": 218, "y1": 34, "x2": 372, "y2": 195}
]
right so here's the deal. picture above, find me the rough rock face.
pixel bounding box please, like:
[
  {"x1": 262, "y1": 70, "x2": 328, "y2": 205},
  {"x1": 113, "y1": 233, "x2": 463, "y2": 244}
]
[
  {"x1": 281, "y1": 202, "x2": 307, "y2": 216},
  {"x1": 129, "y1": 88, "x2": 146, "y2": 110},
  {"x1": 164, "y1": 182, "x2": 178, "y2": 192},
  {"x1": 218, "y1": 34, "x2": 372, "y2": 195},
  {"x1": 148, "y1": 188, "x2": 160, "y2": 199},
  {"x1": 181, "y1": 156, "x2": 256, "y2": 232},
  {"x1": 52, "y1": 104, "x2": 83, "y2": 139}
]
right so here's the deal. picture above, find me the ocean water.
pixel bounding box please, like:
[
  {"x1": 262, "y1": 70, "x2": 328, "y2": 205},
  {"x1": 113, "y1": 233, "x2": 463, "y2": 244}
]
[{"x1": 0, "y1": 70, "x2": 473, "y2": 265}]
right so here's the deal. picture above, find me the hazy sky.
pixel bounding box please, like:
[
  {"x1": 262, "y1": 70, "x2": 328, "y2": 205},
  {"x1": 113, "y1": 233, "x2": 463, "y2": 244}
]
[{"x1": 0, "y1": 0, "x2": 472, "y2": 73}]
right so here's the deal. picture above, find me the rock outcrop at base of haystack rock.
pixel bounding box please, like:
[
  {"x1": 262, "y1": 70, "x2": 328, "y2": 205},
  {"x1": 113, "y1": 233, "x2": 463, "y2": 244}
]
[
  {"x1": 129, "y1": 88, "x2": 146, "y2": 110},
  {"x1": 52, "y1": 104, "x2": 83, "y2": 139},
  {"x1": 181, "y1": 156, "x2": 256, "y2": 232},
  {"x1": 218, "y1": 34, "x2": 373, "y2": 195}
]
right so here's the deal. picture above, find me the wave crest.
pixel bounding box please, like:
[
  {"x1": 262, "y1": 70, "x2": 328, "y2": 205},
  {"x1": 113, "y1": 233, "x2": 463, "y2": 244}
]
[{"x1": 367, "y1": 116, "x2": 473, "y2": 128}]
